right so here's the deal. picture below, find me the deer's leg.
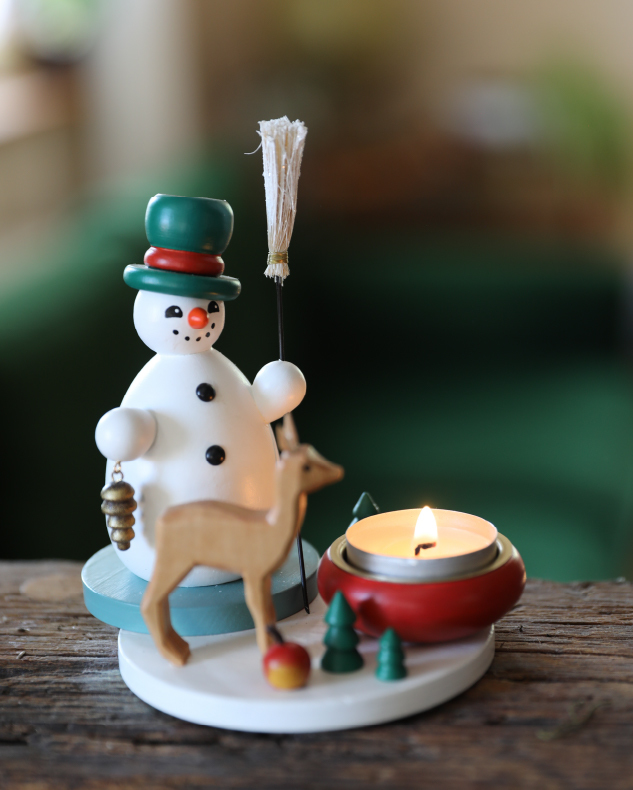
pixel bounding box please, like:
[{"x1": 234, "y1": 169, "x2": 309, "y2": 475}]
[
  {"x1": 263, "y1": 574, "x2": 277, "y2": 628},
  {"x1": 243, "y1": 574, "x2": 274, "y2": 654},
  {"x1": 141, "y1": 552, "x2": 193, "y2": 666}
]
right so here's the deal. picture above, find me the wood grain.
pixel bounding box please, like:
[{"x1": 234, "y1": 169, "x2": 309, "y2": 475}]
[{"x1": 1, "y1": 560, "x2": 631, "y2": 789}]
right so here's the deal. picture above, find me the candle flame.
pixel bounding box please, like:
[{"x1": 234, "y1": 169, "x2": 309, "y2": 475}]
[{"x1": 412, "y1": 506, "x2": 438, "y2": 556}]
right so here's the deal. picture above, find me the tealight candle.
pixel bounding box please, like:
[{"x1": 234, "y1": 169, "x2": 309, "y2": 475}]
[
  {"x1": 346, "y1": 507, "x2": 498, "y2": 581},
  {"x1": 318, "y1": 504, "x2": 525, "y2": 643}
]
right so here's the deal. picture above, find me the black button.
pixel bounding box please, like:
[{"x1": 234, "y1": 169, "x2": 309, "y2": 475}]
[
  {"x1": 196, "y1": 383, "x2": 216, "y2": 402},
  {"x1": 206, "y1": 445, "x2": 225, "y2": 465}
]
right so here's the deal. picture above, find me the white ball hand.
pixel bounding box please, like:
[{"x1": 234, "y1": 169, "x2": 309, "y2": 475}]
[
  {"x1": 252, "y1": 361, "x2": 306, "y2": 424},
  {"x1": 95, "y1": 407, "x2": 157, "y2": 461}
]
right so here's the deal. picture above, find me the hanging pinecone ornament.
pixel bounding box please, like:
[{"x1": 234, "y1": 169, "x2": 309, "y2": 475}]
[{"x1": 100, "y1": 463, "x2": 137, "y2": 550}]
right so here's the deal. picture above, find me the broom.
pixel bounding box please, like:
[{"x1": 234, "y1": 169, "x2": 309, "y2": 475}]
[{"x1": 258, "y1": 116, "x2": 309, "y2": 613}]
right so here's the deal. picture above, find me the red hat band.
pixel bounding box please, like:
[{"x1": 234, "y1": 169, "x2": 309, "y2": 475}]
[{"x1": 144, "y1": 246, "x2": 225, "y2": 277}]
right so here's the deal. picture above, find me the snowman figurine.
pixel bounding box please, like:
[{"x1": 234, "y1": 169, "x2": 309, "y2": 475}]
[{"x1": 95, "y1": 195, "x2": 306, "y2": 586}]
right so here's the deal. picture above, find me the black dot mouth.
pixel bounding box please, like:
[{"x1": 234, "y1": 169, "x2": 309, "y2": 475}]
[
  {"x1": 173, "y1": 330, "x2": 179, "y2": 335},
  {"x1": 205, "y1": 332, "x2": 210, "y2": 337},
  {"x1": 185, "y1": 336, "x2": 190, "y2": 341},
  {"x1": 196, "y1": 337, "x2": 201, "y2": 341},
  {"x1": 211, "y1": 323, "x2": 216, "y2": 329}
]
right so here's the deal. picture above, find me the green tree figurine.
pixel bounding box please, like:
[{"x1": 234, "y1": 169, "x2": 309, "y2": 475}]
[
  {"x1": 348, "y1": 492, "x2": 379, "y2": 527},
  {"x1": 375, "y1": 628, "x2": 407, "y2": 681},
  {"x1": 321, "y1": 591, "x2": 364, "y2": 673}
]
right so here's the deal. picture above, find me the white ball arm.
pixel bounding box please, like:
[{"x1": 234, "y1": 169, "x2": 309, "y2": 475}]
[
  {"x1": 95, "y1": 407, "x2": 157, "y2": 462},
  {"x1": 252, "y1": 361, "x2": 306, "y2": 424}
]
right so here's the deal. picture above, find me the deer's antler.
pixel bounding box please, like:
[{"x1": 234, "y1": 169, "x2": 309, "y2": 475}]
[{"x1": 276, "y1": 413, "x2": 299, "y2": 452}]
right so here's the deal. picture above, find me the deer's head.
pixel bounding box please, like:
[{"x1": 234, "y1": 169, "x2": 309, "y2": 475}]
[{"x1": 276, "y1": 414, "x2": 344, "y2": 495}]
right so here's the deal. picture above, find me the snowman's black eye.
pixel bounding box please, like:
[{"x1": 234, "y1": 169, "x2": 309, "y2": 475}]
[
  {"x1": 165, "y1": 305, "x2": 182, "y2": 318},
  {"x1": 207, "y1": 301, "x2": 220, "y2": 314}
]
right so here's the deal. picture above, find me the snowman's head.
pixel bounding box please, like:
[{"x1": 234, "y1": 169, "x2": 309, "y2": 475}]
[{"x1": 133, "y1": 290, "x2": 226, "y2": 355}]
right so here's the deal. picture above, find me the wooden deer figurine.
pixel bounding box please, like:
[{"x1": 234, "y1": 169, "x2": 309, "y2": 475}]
[{"x1": 141, "y1": 414, "x2": 344, "y2": 666}]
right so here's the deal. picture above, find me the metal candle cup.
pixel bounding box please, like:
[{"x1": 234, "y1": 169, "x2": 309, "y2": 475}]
[{"x1": 346, "y1": 509, "x2": 498, "y2": 582}]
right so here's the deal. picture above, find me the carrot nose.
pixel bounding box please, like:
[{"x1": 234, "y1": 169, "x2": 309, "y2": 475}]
[{"x1": 188, "y1": 307, "x2": 208, "y2": 328}]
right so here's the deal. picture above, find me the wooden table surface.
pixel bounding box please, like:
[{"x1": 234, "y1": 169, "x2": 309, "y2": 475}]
[{"x1": 1, "y1": 560, "x2": 632, "y2": 789}]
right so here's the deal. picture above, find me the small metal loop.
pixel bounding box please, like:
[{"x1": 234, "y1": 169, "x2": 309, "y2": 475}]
[{"x1": 111, "y1": 462, "x2": 124, "y2": 482}]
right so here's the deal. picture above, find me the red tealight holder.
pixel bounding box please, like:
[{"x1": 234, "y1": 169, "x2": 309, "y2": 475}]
[{"x1": 318, "y1": 509, "x2": 526, "y2": 643}]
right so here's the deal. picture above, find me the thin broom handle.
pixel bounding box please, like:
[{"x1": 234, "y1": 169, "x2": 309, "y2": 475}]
[{"x1": 276, "y1": 277, "x2": 310, "y2": 614}]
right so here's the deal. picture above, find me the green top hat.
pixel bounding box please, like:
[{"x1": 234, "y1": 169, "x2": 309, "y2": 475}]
[
  {"x1": 145, "y1": 194, "x2": 234, "y2": 254},
  {"x1": 124, "y1": 195, "x2": 241, "y2": 301}
]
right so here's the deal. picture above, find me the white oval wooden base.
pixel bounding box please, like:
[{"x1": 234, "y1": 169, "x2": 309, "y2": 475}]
[{"x1": 119, "y1": 597, "x2": 495, "y2": 733}]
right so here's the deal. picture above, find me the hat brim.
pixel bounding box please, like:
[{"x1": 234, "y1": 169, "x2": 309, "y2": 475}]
[{"x1": 124, "y1": 265, "x2": 241, "y2": 301}]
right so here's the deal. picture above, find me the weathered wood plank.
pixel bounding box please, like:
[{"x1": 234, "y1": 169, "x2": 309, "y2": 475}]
[{"x1": 1, "y1": 561, "x2": 632, "y2": 789}]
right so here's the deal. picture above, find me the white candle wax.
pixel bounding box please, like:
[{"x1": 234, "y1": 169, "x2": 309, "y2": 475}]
[{"x1": 371, "y1": 526, "x2": 492, "y2": 559}]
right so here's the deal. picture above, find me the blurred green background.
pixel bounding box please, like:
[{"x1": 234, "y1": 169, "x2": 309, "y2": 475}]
[{"x1": 1, "y1": 0, "x2": 633, "y2": 581}]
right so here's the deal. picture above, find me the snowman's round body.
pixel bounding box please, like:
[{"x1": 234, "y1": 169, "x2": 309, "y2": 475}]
[
  {"x1": 107, "y1": 351, "x2": 278, "y2": 586},
  {"x1": 96, "y1": 289, "x2": 306, "y2": 587}
]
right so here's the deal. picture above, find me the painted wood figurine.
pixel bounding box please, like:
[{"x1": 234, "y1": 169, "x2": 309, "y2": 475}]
[
  {"x1": 95, "y1": 195, "x2": 307, "y2": 587},
  {"x1": 141, "y1": 413, "x2": 343, "y2": 665}
]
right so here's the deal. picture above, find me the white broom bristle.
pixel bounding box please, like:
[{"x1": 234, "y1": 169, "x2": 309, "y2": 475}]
[{"x1": 258, "y1": 116, "x2": 307, "y2": 281}]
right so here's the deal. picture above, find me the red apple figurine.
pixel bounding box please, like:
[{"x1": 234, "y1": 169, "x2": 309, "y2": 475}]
[{"x1": 263, "y1": 627, "x2": 311, "y2": 690}]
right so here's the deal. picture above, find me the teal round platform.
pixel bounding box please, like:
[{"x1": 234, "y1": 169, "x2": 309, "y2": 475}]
[{"x1": 82, "y1": 542, "x2": 319, "y2": 636}]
